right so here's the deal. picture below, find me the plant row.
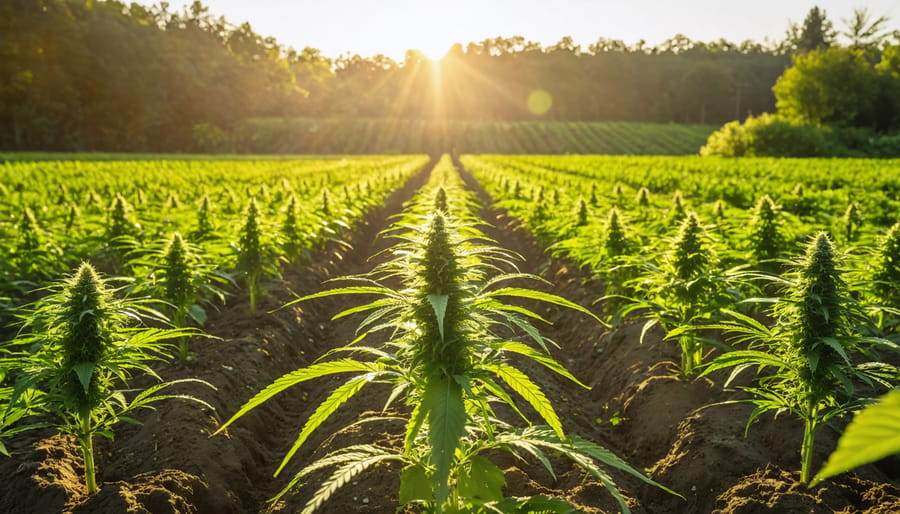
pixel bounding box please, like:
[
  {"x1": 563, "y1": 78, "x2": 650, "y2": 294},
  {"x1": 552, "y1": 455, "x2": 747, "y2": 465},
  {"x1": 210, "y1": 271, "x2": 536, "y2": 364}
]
[
  {"x1": 463, "y1": 154, "x2": 900, "y2": 487},
  {"x1": 216, "y1": 155, "x2": 676, "y2": 512}
]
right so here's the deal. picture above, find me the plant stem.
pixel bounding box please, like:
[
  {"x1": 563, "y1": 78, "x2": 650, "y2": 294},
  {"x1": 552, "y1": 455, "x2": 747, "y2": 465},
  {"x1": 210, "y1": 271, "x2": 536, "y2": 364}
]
[
  {"x1": 248, "y1": 274, "x2": 258, "y2": 313},
  {"x1": 79, "y1": 410, "x2": 98, "y2": 494},
  {"x1": 679, "y1": 335, "x2": 702, "y2": 378},
  {"x1": 800, "y1": 399, "x2": 818, "y2": 486},
  {"x1": 175, "y1": 311, "x2": 188, "y2": 361}
]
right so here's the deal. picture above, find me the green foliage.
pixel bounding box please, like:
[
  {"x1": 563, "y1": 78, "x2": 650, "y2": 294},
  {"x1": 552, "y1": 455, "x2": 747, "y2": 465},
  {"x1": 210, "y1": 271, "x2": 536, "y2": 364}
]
[
  {"x1": 192, "y1": 195, "x2": 215, "y2": 241},
  {"x1": 873, "y1": 223, "x2": 900, "y2": 308},
  {"x1": 215, "y1": 159, "x2": 666, "y2": 512},
  {"x1": 700, "y1": 233, "x2": 897, "y2": 485},
  {"x1": 843, "y1": 202, "x2": 862, "y2": 243},
  {"x1": 1, "y1": 263, "x2": 214, "y2": 493},
  {"x1": 107, "y1": 193, "x2": 137, "y2": 241},
  {"x1": 812, "y1": 390, "x2": 900, "y2": 485},
  {"x1": 700, "y1": 113, "x2": 831, "y2": 157},
  {"x1": 748, "y1": 195, "x2": 784, "y2": 267},
  {"x1": 774, "y1": 47, "x2": 881, "y2": 128},
  {"x1": 129, "y1": 232, "x2": 231, "y2": 361},
  {"x1": 236, "y1": 198, "x2": 276, "y2": 313}
]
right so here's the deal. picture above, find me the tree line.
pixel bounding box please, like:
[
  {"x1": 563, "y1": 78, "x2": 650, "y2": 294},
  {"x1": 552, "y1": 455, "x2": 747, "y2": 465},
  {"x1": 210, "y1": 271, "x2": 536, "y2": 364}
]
[{"x1": 1, "y1": 1, "x2": 896, "y2": 152}]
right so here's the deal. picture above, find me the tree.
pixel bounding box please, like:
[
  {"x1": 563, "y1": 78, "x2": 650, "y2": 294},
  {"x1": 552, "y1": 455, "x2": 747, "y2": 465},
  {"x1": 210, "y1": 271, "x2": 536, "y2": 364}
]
[
  {"x1": 773, "y1": 47, "x2": 879, "y2": 127},
  {"x1": 787, "y1": 6, "x2": 837, "y2": 54},
  {"x1": 842, "y1": 8, "x2": 891, "y2": 50}
]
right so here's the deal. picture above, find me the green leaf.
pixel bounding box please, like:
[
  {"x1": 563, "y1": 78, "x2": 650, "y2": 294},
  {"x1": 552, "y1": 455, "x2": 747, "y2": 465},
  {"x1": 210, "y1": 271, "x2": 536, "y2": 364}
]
[
  {"x1": 423, "y1": 376, "x2": 467, "y2": 508},
  {"x1": 283, "y1": 286, "x2": 397, "y2": 308},
  {"x1": 214, "y1": 359, "x2": 377, "y2": 435},
  {"x1": 404, "y1": 400, "x2": 427, "y2": 455},
  {"x1": 72, "y1": 362, "x2": 95, "y2": 394},
  {"x1": 699, "y1": 350, "x2": 787, "y2": 377},
  {"x1": 812, "y1": 390, "x2": 900, "y2": 486},
  {"x1": 458, "y1": 455, "x2": 505, "y2": 503},
  {"x1": 187, "y1": 304, "x2": 207, "y2": 325},
  {"x1": 275, "y1": 374, "x2": 373, "y2": 476},
  {"x1": 399, "y1": 464, "x2": 432, "y2": 504},
  {"x1": 427, "y1": 294, "x2": 449, "y2": 342},
  {"x1": 514, "y1": 495, "x2": 579, "y2": 513},
  {"x1": 495, "y1": 341, "x2": 589, "y2": 388},
  {"x1": 488, "y1": 362, "x2": 563, "y2": 439},
  {"x1": 484, "y1": 287, "x2": 606, "y2": 326},
  {"x1": 301, "y1": 451, "x2": 400, "y2": 514}
]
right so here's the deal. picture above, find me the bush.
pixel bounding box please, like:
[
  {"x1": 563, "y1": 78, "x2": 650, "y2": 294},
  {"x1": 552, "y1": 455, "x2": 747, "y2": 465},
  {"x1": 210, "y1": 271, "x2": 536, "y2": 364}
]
[{"x1": 700, "y1": 114, "x2": 832, "y2": 157}]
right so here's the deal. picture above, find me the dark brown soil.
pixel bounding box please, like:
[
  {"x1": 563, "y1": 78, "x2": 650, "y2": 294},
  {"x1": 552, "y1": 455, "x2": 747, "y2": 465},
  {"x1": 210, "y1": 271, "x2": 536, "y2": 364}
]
[{"x1": 1, "y1": 160, "x2": 898, "y2": 513}]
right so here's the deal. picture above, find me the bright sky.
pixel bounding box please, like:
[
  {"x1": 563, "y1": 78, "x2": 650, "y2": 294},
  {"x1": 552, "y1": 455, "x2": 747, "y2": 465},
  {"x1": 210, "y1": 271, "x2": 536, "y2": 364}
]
[{"x1": 166, "y1": 0, "x2": 900, "y2": 60}]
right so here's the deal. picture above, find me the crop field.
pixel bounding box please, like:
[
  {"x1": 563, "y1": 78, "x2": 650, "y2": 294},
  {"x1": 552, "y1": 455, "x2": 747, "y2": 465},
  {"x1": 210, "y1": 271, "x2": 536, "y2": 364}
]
[{"x1": 1, "y1": 154, "x2": 899, "y2": 513}]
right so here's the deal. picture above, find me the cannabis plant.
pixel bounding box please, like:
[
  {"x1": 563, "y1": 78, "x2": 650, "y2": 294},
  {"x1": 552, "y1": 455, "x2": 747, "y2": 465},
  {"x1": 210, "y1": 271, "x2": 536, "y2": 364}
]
[
  {"x1": 872, "y1": 222, "x2": 900, "y2": 309},
  {"x1": 235, "y1": 198, "x2": 278, "y2": 313},
  {"x1": 843, "y1": 202, "x2": 862, "y2": 243},
  {"x1": 2, "y1": 263, "x2": 213, "y2": 493},
  {"x1": 748, "y1": 194, "x2": 784, "y2": 270},
  {"x1": 130, "y1": 232, "x2": 231, "y2": 360},
  {"x1": 700, "y1": 233, "x2": 897, "y2": 484},
  {"x1": 621, "y1": 212, "x2": 747, "y2": 377},
  {"x1": 216, "y1": 180, "x2": 672, "y2": 512}
]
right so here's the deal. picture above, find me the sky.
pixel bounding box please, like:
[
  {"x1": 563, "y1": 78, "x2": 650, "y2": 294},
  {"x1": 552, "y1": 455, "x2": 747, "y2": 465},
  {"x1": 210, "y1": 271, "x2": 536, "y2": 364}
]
[{"x1": 165, "y1": 0, "x2": 900, "y2": 60}]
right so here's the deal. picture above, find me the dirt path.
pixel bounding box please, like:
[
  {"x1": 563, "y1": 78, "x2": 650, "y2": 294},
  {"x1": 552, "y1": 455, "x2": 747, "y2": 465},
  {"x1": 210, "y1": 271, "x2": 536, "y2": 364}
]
[{"x1": 2, "y1": 156, "x2": 899, "y2": 514}]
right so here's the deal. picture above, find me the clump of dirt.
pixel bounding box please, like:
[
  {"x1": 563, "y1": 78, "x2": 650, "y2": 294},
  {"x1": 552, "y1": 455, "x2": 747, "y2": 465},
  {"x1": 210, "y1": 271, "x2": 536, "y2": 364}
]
[{"x1": 713, "y1": 465, "x2": 900, "y2": 514}]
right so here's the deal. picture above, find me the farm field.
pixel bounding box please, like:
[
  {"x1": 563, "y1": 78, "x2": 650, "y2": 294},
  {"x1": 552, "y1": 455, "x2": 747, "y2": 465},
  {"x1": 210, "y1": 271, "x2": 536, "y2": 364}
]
[{"x1": 1, "y1": 154, "x2": 899, "y2": 513}]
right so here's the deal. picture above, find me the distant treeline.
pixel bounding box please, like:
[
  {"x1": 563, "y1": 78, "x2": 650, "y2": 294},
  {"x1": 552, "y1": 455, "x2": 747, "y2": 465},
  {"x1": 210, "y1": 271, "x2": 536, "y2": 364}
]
[{"x1": 2, "y1": 0, "x2": 798, "y2": 152}]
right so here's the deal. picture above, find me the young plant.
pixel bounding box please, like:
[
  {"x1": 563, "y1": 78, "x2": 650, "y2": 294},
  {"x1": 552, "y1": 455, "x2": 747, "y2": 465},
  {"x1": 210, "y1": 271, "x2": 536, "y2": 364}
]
[
  {"x1": 699, "y1": 232, "x2": 897, "y2": 485},
  {"x1": 843, "y1": 202, "x2": 862, "y2": 243},
  {"x1": 130, "y1": 232, "x2": 231, "y2": 361},
  {"x1": 191, "y1": 194, "x2": 215, "y2": 242},
  {"x1": 621, "y1": 212, "x2": 749, "y2": 377},
  {"x1": 235, "y1": 198, "x2": 277, "y2": 313},
  {"x1": 215, "y1": 181, "x2": 672, "y2": 512},
  {"x1": 278, "y1": 195, "x2": 308, "y2": 263},
  {"x1": 748, "y1": 194, "x2": 784, "y2": 271},
  {"x1": 2, "y1": 262, "x2": 213, "y2": 493},
  {"x1": 872, "y1": 222, "x2": 900, "y2": 308}
]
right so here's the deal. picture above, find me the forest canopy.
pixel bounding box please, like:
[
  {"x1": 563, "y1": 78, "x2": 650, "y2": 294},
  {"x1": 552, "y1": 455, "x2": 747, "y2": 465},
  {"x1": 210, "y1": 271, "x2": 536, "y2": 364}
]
[{"x1": 1, "y1": 0, "x2": 897, "y2": 153}]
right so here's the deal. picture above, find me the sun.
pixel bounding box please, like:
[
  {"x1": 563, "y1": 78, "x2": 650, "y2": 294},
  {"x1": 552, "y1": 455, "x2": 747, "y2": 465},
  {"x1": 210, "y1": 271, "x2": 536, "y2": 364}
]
[{"x1": 408, "y1": 43, "x2": 451, "y2": 62}]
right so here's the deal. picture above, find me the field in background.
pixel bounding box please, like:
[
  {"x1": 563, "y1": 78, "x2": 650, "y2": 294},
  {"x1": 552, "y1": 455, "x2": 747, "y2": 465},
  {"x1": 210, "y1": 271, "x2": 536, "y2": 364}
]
[{"x1": 236, "y1": 119, "x2": 716, "y2": 155}]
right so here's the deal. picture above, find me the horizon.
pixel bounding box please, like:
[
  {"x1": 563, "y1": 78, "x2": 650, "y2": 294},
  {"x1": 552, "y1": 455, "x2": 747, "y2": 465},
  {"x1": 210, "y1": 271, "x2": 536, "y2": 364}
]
[{"x1": 162, "y1": 0, "x2": 900, "y2": 60}]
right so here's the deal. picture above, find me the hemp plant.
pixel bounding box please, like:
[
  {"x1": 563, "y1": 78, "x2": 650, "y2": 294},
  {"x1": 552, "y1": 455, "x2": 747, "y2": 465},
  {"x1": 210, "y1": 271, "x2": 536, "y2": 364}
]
[
  {"x1": 1, "y1": 263, "x2": 213, "y2": 494},
  {"x1": 699, "y1": 232, "x2": 897, "y2": 485},
  {"x1": 621, "y1": 212, "x2": 746, "y2": 377},
  {"x1": 872, "y1": 222, "x2": 900, "y2": 309},
  {"x1": 235, "y1": 198, "x2": 278, "y2": 313},
  {"x1": 130, "y1": 232, "x2": 231, "y2": 361},
  {"x1": 748, "y1": 194, "x2": 784, "y2": 271},
  {"x1": 216, "y1": 181, "x2": 673, "y2": 513}
]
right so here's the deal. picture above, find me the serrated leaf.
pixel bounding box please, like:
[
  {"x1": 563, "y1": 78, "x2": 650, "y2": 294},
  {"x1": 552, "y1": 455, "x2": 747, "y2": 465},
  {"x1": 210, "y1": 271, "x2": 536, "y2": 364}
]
[
  {"x1": 275, "y1": 375, "x2": 372, "y2": 476},
  {"x1": 488, "y1": 362, "x2": 563, "y2": 439},
  {"x1": 484, "y1": 287, "x2": 606, "y2": 326},
  {"x1": 72, "y1": 362, "x2": 95, "y2": 394},
  {"x1": 812, "y1": 390, "x2": 900, "y2": 486},
  {"x1": 495, "y1": 341, "x2": 588, "y2": 388},
  {"x1": 458, "y1": 455, "x2": 505, "y2": 503},
  {"x1": 427, "y1": 294, "x2": 449, "y2": 342},
  {"x1": 423, "y1": 376, "x2": 467, "y2": 508},
  {"x1": 399, "y1": 464, "x2": 431, "y2": 504},
  {"x1": 214, "y1": 359, "x2": 376, "y2": 435}
]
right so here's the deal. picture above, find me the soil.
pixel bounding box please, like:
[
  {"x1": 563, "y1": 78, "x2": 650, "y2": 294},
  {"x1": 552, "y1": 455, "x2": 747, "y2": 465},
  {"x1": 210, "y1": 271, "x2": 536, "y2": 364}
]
[{"x1": 2, "y1": 159, "x2": 898, "y2": 513}]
